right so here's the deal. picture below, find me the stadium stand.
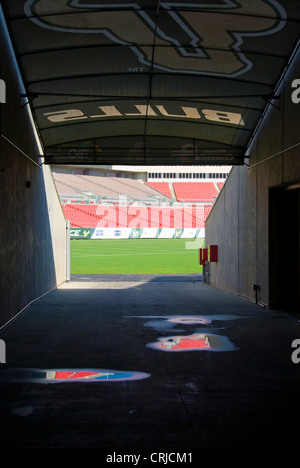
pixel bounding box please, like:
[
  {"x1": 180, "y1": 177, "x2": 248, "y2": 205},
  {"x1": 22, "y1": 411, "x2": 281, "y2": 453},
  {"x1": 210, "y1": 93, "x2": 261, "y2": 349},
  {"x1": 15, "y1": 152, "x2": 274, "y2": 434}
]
[
  {"x1": 113, "y1": 177, "x2": 163, "y2": 200},
  {"x1": 61, "y1": 204, "x2": 211, "y2": 228},
  {"x1": 53, "y1": 172, "x2": 221, "y2": 203},
  {"x1": 52, "y1": 175, "x2": 82, "y2": 196},
  {"x1": 172, "y1": 182, "x2": 219, "y2": 202},
  {"x1": 62, "y1": 204, "x2": 100, "y2": 227},
  {"x1": 145, "y1": 181, "x2": 173, "y2": 199},
  {"x1": 53, "y1": 172, "x2": 218, "y2": 229},
  {"x1": 53, "y1": 172, "x2": 163, "y2": 201}
]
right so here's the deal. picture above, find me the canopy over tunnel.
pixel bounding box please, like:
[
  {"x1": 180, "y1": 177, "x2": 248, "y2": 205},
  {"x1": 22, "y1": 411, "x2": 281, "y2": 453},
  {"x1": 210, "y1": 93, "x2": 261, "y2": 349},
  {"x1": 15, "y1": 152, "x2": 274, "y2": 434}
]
[{"x1": 2, "y1": 0, "x2": 300, "y2": 165}]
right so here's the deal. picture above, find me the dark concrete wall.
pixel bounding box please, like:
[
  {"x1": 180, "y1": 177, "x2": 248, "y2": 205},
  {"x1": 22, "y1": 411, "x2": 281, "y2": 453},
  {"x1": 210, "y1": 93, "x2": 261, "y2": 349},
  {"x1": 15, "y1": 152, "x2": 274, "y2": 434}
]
[
  {"x1": 0, "y1": 12, "x2": 66, "y2": 328},
  {"x1": 205, "y1": 44, "x2": 300, "y2": 310}
]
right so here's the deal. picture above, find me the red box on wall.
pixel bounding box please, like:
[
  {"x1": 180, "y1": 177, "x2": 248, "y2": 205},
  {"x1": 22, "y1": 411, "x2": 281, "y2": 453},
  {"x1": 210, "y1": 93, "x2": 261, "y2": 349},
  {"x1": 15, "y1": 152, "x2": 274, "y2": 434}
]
[
  {"x1": 199, "y1": 248, "x2": 207, "y2": 265},
  {"x1": 208, "y1": 245, "x2": 218, "y2": 262}
]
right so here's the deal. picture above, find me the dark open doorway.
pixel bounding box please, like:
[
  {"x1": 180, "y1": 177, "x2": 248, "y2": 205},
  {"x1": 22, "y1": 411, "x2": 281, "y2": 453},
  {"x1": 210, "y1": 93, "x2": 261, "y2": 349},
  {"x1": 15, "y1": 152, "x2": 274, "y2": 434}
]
[{"x1": 269, "y1": 185, "x2": 300, "y2": 312}]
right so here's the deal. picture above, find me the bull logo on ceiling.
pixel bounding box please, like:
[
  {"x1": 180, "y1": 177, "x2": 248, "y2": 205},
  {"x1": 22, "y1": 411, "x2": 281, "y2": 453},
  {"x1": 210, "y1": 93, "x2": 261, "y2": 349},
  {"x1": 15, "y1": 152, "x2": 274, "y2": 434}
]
[{"x1": 24, "y1": 0, "x2": 286, "y2": 77}]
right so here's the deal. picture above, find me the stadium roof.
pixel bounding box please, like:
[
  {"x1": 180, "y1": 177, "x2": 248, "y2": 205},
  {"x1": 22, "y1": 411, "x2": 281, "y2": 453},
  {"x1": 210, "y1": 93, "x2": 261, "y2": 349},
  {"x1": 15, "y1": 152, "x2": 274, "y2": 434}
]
[{"x1": 2, "y1": 0, "x2": 300, "y2": 165}]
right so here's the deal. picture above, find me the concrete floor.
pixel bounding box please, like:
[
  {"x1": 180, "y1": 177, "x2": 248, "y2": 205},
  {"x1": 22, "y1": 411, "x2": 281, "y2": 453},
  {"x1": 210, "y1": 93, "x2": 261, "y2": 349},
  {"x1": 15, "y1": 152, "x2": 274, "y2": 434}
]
[{"x1": 0, "y1": 274, "x2": 300, "y2": 449}]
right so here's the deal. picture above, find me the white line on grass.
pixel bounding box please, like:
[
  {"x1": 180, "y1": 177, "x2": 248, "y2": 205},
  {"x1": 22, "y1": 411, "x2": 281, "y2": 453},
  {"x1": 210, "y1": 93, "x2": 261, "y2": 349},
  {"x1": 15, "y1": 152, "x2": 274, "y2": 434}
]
[{"x1": 72, "y1": 251, "x2": 196, "y2": 257}]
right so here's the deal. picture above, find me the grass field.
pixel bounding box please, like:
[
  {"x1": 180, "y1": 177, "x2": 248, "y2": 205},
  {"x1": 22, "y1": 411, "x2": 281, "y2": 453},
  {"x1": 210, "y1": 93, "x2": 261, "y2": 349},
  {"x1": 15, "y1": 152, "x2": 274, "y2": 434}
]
[{"x1": 71, "y1": 238, "x2": 204, "y2": 274}]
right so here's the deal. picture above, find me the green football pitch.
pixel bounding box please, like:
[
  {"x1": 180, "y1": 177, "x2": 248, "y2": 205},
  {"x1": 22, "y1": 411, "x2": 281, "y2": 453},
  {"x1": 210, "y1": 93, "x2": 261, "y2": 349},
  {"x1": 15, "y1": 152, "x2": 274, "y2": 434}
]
[{"x1": 71, "y1": 238, "x2": 204, "y2": 274}]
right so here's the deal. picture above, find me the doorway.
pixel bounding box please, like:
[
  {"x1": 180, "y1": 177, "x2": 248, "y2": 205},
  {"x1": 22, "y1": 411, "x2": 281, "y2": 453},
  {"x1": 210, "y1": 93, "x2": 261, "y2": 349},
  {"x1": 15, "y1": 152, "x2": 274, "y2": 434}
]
[{"x1": 269, "y1": 185, "x2": 300, "y2": 311}]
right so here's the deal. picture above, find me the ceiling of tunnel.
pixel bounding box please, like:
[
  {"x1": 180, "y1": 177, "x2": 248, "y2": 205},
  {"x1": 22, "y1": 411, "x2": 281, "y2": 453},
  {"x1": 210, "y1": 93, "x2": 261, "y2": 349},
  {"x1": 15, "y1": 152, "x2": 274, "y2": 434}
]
[{"x1": 1, "y1": 0, "x2": 300, "y2": 165}]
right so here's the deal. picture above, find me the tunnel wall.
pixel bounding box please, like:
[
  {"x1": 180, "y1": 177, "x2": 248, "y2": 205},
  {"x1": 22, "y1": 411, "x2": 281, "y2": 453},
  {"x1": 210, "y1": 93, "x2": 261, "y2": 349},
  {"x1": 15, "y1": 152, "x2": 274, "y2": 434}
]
[
  {"x1": 0, "y1": 11, "x2": 67, "y2": 328},
  {"x1": 205, "y1": 43, "x2": 300, "y2": 309}
]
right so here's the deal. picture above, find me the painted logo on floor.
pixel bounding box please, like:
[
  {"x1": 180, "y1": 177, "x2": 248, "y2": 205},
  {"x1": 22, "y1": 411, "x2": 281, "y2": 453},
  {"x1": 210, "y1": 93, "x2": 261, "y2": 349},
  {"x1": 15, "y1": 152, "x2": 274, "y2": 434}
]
[
  {"x1": 147, "y1": 333, "x2": 237, "y2": 352},
  {"x1": 128, "y1": 314, "x2": 240, "y2": 352},
  {"x1": 0, "y1": 368, "x2": 150, "y2": 383}
]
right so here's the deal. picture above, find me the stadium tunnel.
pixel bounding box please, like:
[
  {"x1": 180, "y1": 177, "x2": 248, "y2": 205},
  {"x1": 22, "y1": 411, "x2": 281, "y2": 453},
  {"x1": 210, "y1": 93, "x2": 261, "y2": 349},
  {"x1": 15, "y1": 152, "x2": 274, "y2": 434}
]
[
  {"x1": 0, "y1": 0, "x2": 300, "y2": 449},
  {"x1": 1, "y1": 0, "x2": 299, "y2": 323}
]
